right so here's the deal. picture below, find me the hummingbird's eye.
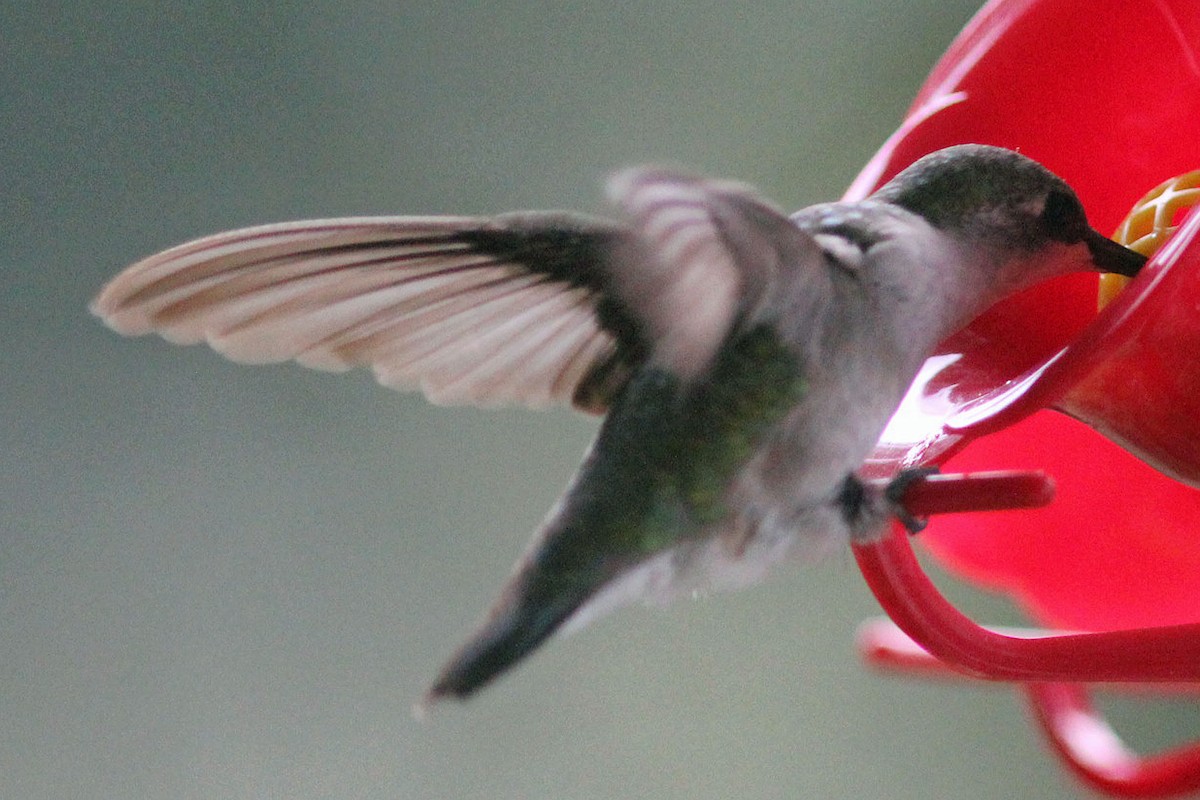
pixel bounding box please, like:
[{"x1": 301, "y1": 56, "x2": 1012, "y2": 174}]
[{"x1": 1040, "y1": 189, "x2": 1088, "y2": 243}]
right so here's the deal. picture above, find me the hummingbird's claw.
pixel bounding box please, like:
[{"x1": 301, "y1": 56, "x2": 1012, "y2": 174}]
[
  {"x1": 884, "y1": 467, "x2": 940, "y2": 534},
  {"x1": 841, "y1": 467, "x2": 939, "y2": 539}
]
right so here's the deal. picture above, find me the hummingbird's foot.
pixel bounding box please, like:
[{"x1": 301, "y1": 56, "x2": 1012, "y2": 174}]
[
  {"x1": 884, "y1": 466, "x2": 940, "y2": 534},
  {"x1": 839, "y1": 467, "x2": 939, "y2": 539}
]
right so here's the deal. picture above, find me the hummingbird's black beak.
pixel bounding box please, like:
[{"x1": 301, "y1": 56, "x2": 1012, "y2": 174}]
[{"x1": 1084, "y1": 229, "x2": 1147, "y2": 277}]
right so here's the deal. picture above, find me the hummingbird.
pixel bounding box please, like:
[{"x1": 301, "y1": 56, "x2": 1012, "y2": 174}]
[{"x1": 92, "y1": 144, "x2": 1145, "y2": 706}]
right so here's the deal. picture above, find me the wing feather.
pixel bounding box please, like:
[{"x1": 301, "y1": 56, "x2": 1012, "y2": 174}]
[
  {"x1": 93, "y1": 216, "x2": 631, "y2": 411},
  {"x1": 93, "y1": 168, "x2": 821, "y2": 414}
]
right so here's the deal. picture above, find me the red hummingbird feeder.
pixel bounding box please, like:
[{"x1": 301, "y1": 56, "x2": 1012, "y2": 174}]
[{"x1": 843, "y1": 0, "x2": 1200, "y2": 795}]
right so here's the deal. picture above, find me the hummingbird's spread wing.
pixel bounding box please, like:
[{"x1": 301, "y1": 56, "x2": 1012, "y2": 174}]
[
  {"x1": 92, "y1": 214, "x2": 644, "y2": 412},
  {"x1": 93, "y1": 170, "x2": 818, "y2": 414}
]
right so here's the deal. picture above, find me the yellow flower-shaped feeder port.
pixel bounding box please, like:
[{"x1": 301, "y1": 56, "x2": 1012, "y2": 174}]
[{"x1": 1100, "y1": 170, "x2": 1200, "y2": 308}]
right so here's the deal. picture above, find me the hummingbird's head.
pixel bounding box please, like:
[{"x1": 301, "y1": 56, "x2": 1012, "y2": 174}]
[{"x1": 873, "y1": 144, "x2": 1146, "y2": 286}]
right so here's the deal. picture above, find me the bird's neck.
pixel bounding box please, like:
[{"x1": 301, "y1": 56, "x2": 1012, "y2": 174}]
[{"x1": 879, "y1": 232, "x2": 1009, "y2": 360}]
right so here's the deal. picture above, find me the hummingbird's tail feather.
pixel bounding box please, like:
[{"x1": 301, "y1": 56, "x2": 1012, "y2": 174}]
[
  {"x1": 421, "y1": 361, "x2": 693, "y2": 709},
  {"x1": 421, "y1": 573, "x2": 596, "y2": 707}
]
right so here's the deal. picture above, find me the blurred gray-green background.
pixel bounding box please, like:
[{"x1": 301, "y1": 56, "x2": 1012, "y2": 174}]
[{"x1": 6, "y1": 2, "x2": 1181, "y2": 798}]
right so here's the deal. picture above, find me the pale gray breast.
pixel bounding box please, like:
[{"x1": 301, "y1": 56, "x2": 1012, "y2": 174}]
[{"x1": 727, "y1": 202, "x2": 942, "y2": 543}]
